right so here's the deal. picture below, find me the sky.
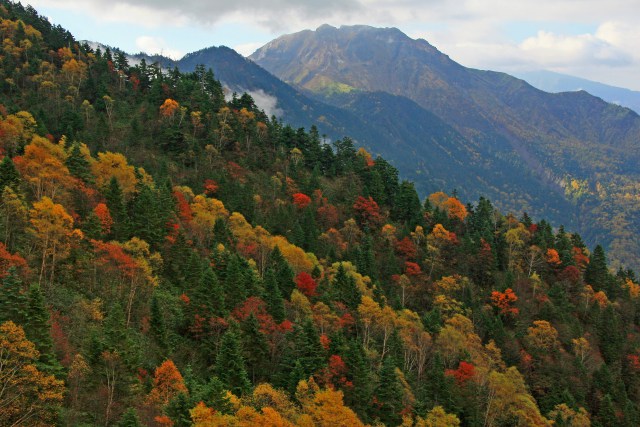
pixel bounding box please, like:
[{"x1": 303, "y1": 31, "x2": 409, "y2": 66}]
[{"x1": 25, "y1": 0, "x2": 640, "y2": 91}]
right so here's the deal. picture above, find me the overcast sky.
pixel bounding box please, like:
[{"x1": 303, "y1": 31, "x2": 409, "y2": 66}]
[{"x1": 26, "y1": 0, "x2": 640, "y2": 91}]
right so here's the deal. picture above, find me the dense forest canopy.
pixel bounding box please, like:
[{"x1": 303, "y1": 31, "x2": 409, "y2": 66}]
[{"x1": 0, "y1": 1, "x2": 639, "y2": 426}]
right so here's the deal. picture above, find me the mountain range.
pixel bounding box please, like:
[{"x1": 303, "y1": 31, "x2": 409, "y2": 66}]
[{"x1": 104, "y1": 25, "x2": 640, "y2": 270}]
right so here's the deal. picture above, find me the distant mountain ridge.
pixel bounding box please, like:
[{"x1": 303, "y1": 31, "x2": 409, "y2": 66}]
[{"x1": 515, "y1": 70, "x2": 640, "y2": 114}]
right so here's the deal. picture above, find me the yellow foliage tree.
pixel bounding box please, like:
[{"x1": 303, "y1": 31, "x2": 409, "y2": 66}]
[
  {"x1": 15, "y1": 135, "x2": 75, "y2": 200},
  {"x1": 416, "y1": 405, "x2": 461, "y2": 427},
  {"x1": 29, "y1": 196, "x2": 81, "y2": 285},
  {"x1": 190, "y1": 195, "x2": 229, "y2": 246},
  {"x1": 91, "y1": 151, "x2": 140, "y2": 196},
  {"x1": 0, "y1": 321, "x2": 64, "y2": 426},
  {"x1": 485, "y1": 367, "x2": 551, "y2": 426}
]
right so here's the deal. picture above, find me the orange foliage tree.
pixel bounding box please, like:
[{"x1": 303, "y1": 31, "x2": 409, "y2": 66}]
[
  {"x1": 490, "y1": 288, "x2": 519, "y2": 317},
  {"x1": 147, "y1": 359, "x2": 188, "y2": 407}
]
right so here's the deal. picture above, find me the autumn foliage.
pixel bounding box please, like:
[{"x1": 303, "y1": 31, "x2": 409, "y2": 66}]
[
  {"x1": 445, "y1": 361, "x2": 476, "y2": 386},
  {"x1": 353, "y1": 196, "x2": 382, "y2": 226},
  {"x1": 490, "y1": 288, "x2": 519, "y2": 316},
  {"x1": 292, "y1": 192, "x2": 312, "y2": 209},
  {"x1": 296, "y1": 271, "x2": 318, "y2": 297}
]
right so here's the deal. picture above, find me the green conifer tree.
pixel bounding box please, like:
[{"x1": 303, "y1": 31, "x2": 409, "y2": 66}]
[
  {"x1": 165, "y1": 392, "x2": 192, "y2": 427},
  {"x1": 263, "y1": 268, "x2": 285, "y2": 322},
  {"x1": 150, "y1": 294, "x2": 168, "y2": 353},
  {"x1": 66, "y1": 142, "x2": 92, "y2": 183},
  {"x1": 0, "y1": 266, "x2": 27, "y2": 325},
  {"x1": 344, "y1": 340, "x2": 373, "y2": 422},
  {"x1": 104, "y1": 176, "x2": 128, "y2": 241},
  {"x1": 117, "y1": 408, "x2": 143, "y2": 427},
  {"x1": 332, "y1": 263, "x2": 360, "y2": 309},
  {"x1": 0, "y1": 156, "x2": 20, "y2": 190},
  {"x1": 25, "y1": 284, "x2": 61, "y2": 375},
  {"x1": 223, "y1": 255, "x2": 248, "y2": 310},
  {"x1": 373, "y1": 356, "x2": 404, "y2": 426},
  {"x1": 240, "y1": 313, "x2": 270, "y2": 383},
  {"x1": 215, "y1": 327, "x2": 251, "y2": 396}
]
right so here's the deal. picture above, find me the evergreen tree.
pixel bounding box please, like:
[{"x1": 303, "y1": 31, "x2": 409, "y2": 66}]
[
  {"x1": 150, "y1": 295, "x2": 168, "y2": 353},
  {"x1": 117, "y1": 408, "x2": 142, "y2": 427},
  {"x1": 598, "y1": 304, "x2": 624, "y2": 365},
  {"x1": 355, "y1": 235, "x2": 377, "y2": 280},
  {"x1": 332, "y1": 263, "x2": 361, "y2": 309},
  {"x1": 198, "y1": 266, "x2": 226, "y2": 317},
  {"x1": 214, "y1": 327, "x2": 251, "y2": 396},
  {"x1": 263, "y1": 268, "x2": 285, "y2": 322},
  {"x1": 298, "y1": 319, "x2": 325, "y2": 377},
  {"x1": 344, "y1": 340, "x2": 373, "y2": 422},
  {"x1": 373, "y1": 356, "x2": 404, "y2": 426},
  {"x1": 0, "y1": 156, "x2": 20, "y2": 190},
  {"x1": 129, "y1": 185, "x2": 165, "y2": 247},
  {"x1": 392, "y1": 180, "x2": 423, "y2": 228},
  {"x1": 416, "y1": 353, "x2": 455, "y2": 414},
  {"x1": 25, "y1": 284, "x2": 61, "y2": 375},
  {"x1": 223, "y1": 255, "x2": 248, "y2": 310},
  {"x1": 0, "y1": 266, "x2": 27, "y2": 325},
  {"x1": 65, "y1": 142, "x2": 92, "y2": 182},
  {"x1": 82, "y1": 210, "x2": 103, "y2": 240},
  {"x1": 205, "y1": 376, "x2": 233, "y2": 414},
  {"x1": 104, "y1": 176, "x2": 128, "y2": 240},
  {"x1": 165, "y1": 392, "x2": 192, "y2": 427},
  {"x1": 269, "y1": 246, "x2": 295, "y2": 297},
  {"x1": 240, "y1": 313, "x2": 270, "y2": 383},
  {"x1": 586, "y1": 245, "x2": 613, "y2": 293}
]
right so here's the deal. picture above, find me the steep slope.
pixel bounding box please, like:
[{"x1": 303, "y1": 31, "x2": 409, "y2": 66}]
[{"x1": 251, "y1": 24, "x2": 640, "y2": 269}]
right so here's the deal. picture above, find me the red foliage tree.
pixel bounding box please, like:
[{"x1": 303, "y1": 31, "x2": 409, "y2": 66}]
[
  {"x1": 445, "y1": 361, "x2": 475, "y2": 386},
  {"x1": 327, "y1": 354, "x2": 349, "y2": 387},
  {"x1": 317, "y1": 204, "x2": 339, "y2": 228},
  {"x1": 232, "y1": 297, "x2": 278, "y2": 336},
  {"x1": 0, "y1": 242, "x2": 28, "y2": 278},
  {"x1": 93, "y1": 203, "x2": 113, "y2": 235},
  {"x1": 353, "y1": 196, "x2": 382, "y2": 226},
  {"x1": 203, "y1": 179, "x2": 218, "y2": 196},
  {"x1": 395, "y1": 237, "x2": 417, "y2": 260},
  {"x1": 560, "y1": 265, "x2": 582, "y2": 284},
  {"x1": 404, "y1": 262, "x2": 422, "y2": 276},
  {"x1": 292, "y1": 192, "x2": 312, "y2": 209},
  {"x1": 296, "y1": 271, "x2": 318, "y2": 297},
  {"x1": 172, "y1": 190, "x2": 192, "y2": 223}
]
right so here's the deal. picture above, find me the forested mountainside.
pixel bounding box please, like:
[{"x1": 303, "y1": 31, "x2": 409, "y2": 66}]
[
  {"x1": 251, "y1": 24, "x2": 640, "y2": 272},
  {"x1": 1, "y1": 2, "x2": 640, "y2": 426}
]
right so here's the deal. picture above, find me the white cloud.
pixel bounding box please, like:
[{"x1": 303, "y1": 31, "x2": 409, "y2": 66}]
[
  {"x1": 223, "y1": 87, "x2": 283, "y2": 117},
  {"x1": 412, "y1": 19, "x2": 640, "y2": 90},
  {"x1": 247, "y1": 89, "x2": 284, "y2": 118},
  {"x1": 135, "y1": 36, "x2": 182, "y2": 59},
  {"x1": 519, "y1": 30, "x2": 631, "y2": 67},
  {"x1": 233, "y1": 42, "x2": 264, "y2": 57}
]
